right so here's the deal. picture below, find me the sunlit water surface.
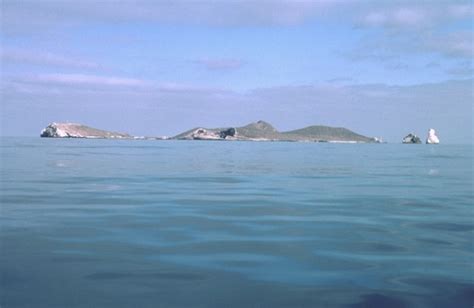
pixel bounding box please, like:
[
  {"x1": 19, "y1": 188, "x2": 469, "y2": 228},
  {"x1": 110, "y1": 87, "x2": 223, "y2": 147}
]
[{"x1": 1, "y1": 138, "x2": 472, "y2": 307}]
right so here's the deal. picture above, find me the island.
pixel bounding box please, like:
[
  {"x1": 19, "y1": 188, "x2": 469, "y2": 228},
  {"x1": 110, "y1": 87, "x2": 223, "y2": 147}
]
[
  {"x1": 173, "y1": 120, "x2": 378, "y2": 143},
  {"x1": 40, "y1": 122, "x2": 131, "y2": 139},
  {"x1": 40, "y1": 121, "x2": 379, "y2": 143},
  {"x1": 402, "y1": 133, "x2": 422, "y2": 144},
  {"x1": 426, "y1": 129, "x2": 440, "y2": 144}
]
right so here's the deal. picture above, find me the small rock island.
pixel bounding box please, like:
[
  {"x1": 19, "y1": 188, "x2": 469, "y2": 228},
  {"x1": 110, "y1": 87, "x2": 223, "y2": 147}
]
[
  {"x1": 402, "y1": 129, "x2": 440, "y2": 144},
  {"x1": 402, "y1": 133, "x2": 422, "y2": 144},
  {"x1": 40, "y1": 120, "x2": 379, "y2": 143},
  {"x1": 426, "y1": 129, "x2": 440, "y2": 144}
]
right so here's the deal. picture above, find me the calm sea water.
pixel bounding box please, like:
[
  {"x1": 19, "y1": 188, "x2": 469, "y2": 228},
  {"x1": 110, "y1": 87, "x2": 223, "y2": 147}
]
[{"x1": 1, "y1": 137, "x2": 472, "y2": 307}]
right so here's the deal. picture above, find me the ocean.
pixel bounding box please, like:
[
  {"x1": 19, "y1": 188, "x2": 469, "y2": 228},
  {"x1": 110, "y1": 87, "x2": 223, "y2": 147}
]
[{"x1": 0, "y1": 137, "x2": 472, "y2": 307}]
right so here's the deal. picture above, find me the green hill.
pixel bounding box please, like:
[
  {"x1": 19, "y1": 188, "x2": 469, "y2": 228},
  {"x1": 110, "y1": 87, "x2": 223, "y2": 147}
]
[
  {"x1": 282, "y1": 125, "x2": 374, "y2": 142},
  {"x1": 235, "y1": 121, "x2": 281, "y2": 139}
]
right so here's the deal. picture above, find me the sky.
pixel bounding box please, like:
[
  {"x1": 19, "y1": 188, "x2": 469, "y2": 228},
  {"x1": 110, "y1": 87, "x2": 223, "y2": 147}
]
[{"x1": 1, "y1": 0, "x2": 473, "y2": 143}]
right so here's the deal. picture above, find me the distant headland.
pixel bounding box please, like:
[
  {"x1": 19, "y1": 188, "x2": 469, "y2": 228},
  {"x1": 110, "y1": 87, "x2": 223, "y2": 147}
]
[
  {"x1": 40, "y1": 121, "x2": 380, "y2": 143},
  {"x1": 40, "y1": 123, "x2": 131, "y2": 139}
]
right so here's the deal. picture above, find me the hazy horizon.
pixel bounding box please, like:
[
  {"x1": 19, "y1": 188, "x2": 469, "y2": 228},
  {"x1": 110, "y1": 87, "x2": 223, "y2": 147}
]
[{"x1": 1, "y1": 1, "x2": 473, "y2": 143}]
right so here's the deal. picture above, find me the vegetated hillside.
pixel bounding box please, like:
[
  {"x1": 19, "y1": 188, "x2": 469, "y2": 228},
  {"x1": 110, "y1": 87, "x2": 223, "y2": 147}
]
[
  {"x1": 282, "y1": 125, "x2": 375, "y2": 142},
  {"x1": 235, "y1": 120, "x2": 282, "y2": 139},
  {"x1": 173, "y1": 120, "x2": 376, "y2": 142}
]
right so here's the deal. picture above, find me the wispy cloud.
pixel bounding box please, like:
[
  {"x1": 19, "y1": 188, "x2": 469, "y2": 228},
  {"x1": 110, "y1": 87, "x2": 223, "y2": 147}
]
[
  {"x1": 449, "y1": 3, "x2": 474, "y2": 18},
  {"x1": 4, "y1": 73, "x2": 229, "y2": 95},
  {"x1": 3, "y1": 1, "x2": 471, "y2": 34},
  {"x1": 360, "y1": 7, "x2": 429, "y2": 28},
  {"x1": 350, "y1": 2, "x2": 474, "y2": 62},
  {"x1": 1, "y1": 48, "x2": 101, "y2": 69},
  {"x1": 22, "y1": 73, "x2": 151, "y2": 88},
  {"x1": 425, "y1": 32, "x2": 474, "y2": 59},
  {"x1": 347, "y1": 29, "x2": 473, "y2": 66},
  {"x1": 358, "y1": 3, "x2": 473, "y2": 29},
  {"x1": 193, "y1": 58, "x2": 244, "y2": 71},
  {"x1": 325, "y1": 77, "x2": 355, "y2": 84},
  {"x1": 445, "y1": 61, "x2": 474, "y2": 77},
  {"x1": 157, "y1": 82, "x2": 229, "y2": 93},
  {"x1": 1, "y1": 0, "x2": 340, "y2": 34}
]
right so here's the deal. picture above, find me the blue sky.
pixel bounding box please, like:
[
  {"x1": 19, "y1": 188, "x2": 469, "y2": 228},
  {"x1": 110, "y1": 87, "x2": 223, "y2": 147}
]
[{"x1": 1, "y1": 0, "x2": 473, "y2": 142}]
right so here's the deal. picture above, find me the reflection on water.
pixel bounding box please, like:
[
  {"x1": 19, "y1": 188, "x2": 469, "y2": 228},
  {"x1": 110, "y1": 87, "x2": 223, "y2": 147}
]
[{"x1": 1, "y1": 138, "x2": 473, "y2": 307}]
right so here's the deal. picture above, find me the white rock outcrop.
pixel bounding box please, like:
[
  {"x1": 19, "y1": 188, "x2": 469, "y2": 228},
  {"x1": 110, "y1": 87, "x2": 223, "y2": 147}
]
[
  {"x1": 190, "y1": 128, "x2": 222, "y2": 140},
  {"x1": 426, "y1": 128, "x2": 440, "y2": 144},
  {"x1": 185, "y1": 127, "x2": 237, "y2": 140},
  {"x1": 41, "y1": 123, "x2": 82, "y2": 138}
]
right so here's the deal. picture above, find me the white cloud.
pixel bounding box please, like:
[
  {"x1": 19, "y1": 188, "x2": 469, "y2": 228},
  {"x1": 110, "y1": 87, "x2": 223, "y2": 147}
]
[
  {"x1": 358, "y1": 2, "x2": 473, "y2": 29},
  {"x1": 361, "y1": 7, "x2": 429, "y2": 28},
  {"x1": 392, "y1": 8, "x2": 427, "y2": 26}
]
